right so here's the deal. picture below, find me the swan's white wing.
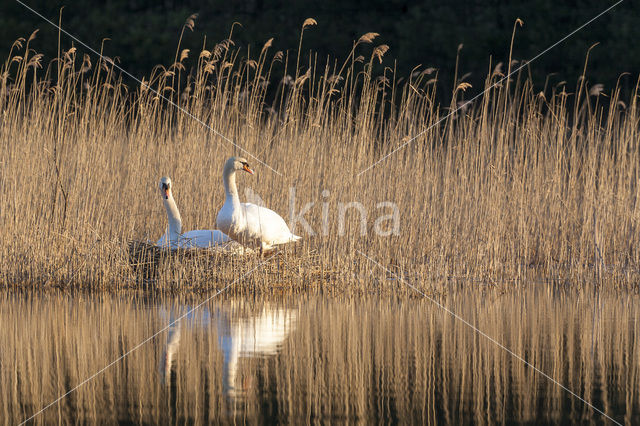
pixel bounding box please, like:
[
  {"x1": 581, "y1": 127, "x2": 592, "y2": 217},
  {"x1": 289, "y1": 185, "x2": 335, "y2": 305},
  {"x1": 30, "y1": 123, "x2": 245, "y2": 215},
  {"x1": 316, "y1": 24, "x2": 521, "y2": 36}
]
[
  {"x1": 241, "y1": 203, "x2": 300, "y2": 246},
  {"x1": 178, "y1": 230, "x2": 230, "y2": 249}
]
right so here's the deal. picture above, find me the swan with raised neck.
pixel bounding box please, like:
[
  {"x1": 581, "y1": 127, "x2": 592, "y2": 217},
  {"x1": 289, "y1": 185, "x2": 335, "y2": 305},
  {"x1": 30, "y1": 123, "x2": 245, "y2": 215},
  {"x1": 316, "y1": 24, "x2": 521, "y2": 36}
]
[
  {"x1": 157, "y1": 176, "x2": 230, "y2": 249},
  {"x1": 216, "y1": 156, "x2": 301, "y2": 253},
  {"x1": 159, "y1": 177, "x2": 183, "y2": 245}
]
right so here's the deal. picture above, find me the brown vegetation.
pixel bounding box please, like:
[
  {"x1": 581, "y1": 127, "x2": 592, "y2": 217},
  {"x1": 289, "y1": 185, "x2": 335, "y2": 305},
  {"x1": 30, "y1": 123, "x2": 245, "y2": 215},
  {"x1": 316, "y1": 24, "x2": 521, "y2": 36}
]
[{"x1": 1, "y1": 23, "x2": 640, "y2": 291}]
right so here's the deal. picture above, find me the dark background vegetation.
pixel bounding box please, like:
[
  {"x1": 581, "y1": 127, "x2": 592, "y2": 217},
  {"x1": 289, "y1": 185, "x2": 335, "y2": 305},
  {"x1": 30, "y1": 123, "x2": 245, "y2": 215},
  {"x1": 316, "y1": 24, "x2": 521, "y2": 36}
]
[{"x1": 1, "y1": 0, "x2": 638, "y2": 100}]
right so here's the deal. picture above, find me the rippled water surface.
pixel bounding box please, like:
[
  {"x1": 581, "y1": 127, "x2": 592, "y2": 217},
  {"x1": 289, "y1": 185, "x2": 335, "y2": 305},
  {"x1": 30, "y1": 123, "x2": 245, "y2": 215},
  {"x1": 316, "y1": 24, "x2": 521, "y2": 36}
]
[{"x1": 1, "y1": 287, "x2": 638, "y2": 424}]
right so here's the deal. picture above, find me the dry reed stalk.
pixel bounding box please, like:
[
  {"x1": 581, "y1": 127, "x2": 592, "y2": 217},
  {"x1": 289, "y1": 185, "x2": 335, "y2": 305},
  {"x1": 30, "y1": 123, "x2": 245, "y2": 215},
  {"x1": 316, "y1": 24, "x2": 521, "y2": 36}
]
[{"x1": 0, "y1": 28, "x2": 639, "y2": 292}]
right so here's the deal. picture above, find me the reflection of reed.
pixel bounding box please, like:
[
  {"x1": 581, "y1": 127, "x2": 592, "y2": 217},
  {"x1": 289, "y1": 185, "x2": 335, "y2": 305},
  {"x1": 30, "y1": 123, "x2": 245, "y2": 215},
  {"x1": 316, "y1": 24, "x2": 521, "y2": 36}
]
[{"x1": 1, "y1": 290, "x2": 639, "y2": 424}]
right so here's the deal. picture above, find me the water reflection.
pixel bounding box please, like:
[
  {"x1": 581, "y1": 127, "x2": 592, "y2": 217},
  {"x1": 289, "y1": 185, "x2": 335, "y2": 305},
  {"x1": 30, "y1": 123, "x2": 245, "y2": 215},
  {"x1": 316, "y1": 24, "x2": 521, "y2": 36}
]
[
  {"x1": 1, "y1": 288, "x2": 639, "y2": 424},
  {"x1": 158, "y1": 301, "x2": 297, "y2": 408},
  {"x1": 159, "y1": 321, "x2": 181, "y2": 386},
  {"x1": 214, "y1": 302, "x2": 297, "y2": 399}
]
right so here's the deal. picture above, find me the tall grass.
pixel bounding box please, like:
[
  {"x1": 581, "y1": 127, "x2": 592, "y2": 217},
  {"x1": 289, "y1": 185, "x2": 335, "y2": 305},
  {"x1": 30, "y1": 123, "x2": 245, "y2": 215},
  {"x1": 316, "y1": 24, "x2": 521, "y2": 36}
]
[{"x1": 1, "y1": 20, "x2": 639, "y2": 290}]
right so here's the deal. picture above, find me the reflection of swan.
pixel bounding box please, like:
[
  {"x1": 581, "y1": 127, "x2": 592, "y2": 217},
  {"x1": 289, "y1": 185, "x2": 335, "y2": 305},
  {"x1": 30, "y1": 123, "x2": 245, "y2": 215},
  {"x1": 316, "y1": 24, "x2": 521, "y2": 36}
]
[
  {"x1": 156, "y1": 302, "x2": 296, "y2": 400},
  {"x1": 216, "y1": 157, "x2": 301, "y2": 254},
  {"x1": 159, "y1": 323, "x2": 181, "y2": 385},
  {"x1": 156, "y1": 305, "x2": 210, "y2": 388},
  {"x1": 214, "y1": 304, "x2": 297, "y2": 397},
  {"x1": 157, "y1": 176, "x2": 230, "y2": 249}
]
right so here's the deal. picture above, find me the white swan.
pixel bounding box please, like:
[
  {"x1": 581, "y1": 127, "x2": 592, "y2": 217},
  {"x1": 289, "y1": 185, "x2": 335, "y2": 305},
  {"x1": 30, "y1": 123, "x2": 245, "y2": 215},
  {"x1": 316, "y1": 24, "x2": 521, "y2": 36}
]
[
  {"x1": 157, "y1": 176, "x2": 230, "y2": 249},
  {"x1": 216, "y1": 157, "x2": 301, "y2": 253}
]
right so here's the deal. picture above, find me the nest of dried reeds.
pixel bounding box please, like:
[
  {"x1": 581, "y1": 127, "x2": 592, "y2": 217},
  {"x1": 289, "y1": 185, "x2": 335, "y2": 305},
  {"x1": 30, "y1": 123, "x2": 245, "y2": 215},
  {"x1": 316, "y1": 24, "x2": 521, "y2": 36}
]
[{"x1": 126, "y1": 240, "x2": 337, "y2": 292}]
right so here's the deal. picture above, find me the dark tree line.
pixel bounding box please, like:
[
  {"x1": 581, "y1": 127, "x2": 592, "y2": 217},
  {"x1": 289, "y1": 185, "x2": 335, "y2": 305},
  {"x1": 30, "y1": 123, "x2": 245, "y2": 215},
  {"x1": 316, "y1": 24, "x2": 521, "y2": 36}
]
[{"x1": 1, "y1": 1, "x2": 638, "y2": 99}]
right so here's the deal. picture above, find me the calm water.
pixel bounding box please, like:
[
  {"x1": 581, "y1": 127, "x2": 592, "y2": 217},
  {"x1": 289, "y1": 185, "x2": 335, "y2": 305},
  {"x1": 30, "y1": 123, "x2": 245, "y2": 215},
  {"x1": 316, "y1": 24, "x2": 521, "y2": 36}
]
[{"x1": 1, "y1": 286, "x2": 638, "y2": 424}]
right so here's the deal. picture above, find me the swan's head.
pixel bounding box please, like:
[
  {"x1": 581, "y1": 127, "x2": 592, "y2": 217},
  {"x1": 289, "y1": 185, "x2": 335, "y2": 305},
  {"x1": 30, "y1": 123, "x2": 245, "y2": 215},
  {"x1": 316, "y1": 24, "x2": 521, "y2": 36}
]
[
  {"x1": 159, "y1": 176, "x2": 172, "y2": 200},
  {"x1": 225, "y1": 156, "x2": 254, "y2": 175}
]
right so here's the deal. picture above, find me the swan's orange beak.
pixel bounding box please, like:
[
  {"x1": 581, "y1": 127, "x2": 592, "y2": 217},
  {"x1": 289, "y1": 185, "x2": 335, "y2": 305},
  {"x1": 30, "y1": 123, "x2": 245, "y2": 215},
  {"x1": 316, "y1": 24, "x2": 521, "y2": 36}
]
[
  {"x1": 243, "y1": 164, "x2": 254, "y2": 175},
  {"x1": 162, "y1": 183, "x2": 170, "y2": 199}
]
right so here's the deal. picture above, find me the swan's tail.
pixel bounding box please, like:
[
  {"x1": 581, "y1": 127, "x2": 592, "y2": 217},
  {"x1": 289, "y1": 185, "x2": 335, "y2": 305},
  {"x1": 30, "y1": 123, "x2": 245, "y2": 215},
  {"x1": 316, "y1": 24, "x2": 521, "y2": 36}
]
[{"x1": 291, "y1": 234, "x2": 302, "y2": 242}]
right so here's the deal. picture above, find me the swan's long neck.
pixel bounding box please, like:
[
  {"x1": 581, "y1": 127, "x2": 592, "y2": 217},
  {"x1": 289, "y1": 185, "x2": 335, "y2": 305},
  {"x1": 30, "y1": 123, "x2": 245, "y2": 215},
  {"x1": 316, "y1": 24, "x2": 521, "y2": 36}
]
[
  {"x1": 163, "y1": 195, "x2": 182, "y2": 242},
  {"x1": 223, "y1": 164, "x2": 241, "y2": 208}
]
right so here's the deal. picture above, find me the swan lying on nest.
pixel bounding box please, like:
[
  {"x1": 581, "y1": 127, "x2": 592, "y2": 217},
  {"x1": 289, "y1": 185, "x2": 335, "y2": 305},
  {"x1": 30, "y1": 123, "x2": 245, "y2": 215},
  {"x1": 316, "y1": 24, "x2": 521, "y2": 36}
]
[
  {"x1": 157, "y1": 176, "x2": 252, "y2": 254},
  {"x1": 216, "y1": 157, "x2": 301, "y2": 254}
]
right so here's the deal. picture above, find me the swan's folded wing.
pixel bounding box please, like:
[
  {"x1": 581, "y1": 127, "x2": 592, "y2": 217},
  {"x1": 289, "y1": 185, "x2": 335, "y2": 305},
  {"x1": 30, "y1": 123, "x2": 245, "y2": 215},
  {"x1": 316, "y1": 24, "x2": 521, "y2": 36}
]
[
  {"x1": 241, "y1": 203, "x2": 299, "y2": 245},
  {"x1": 179, "y1": 230, "x2": 230, "y2": 248}
]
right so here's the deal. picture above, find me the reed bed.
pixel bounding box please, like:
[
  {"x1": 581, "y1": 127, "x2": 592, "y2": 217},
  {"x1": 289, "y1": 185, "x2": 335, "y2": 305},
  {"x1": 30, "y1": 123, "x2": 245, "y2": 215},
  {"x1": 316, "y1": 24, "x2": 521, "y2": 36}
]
[{"x1": 1, "y1": 20, "x2": 640, "y2": 291}]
